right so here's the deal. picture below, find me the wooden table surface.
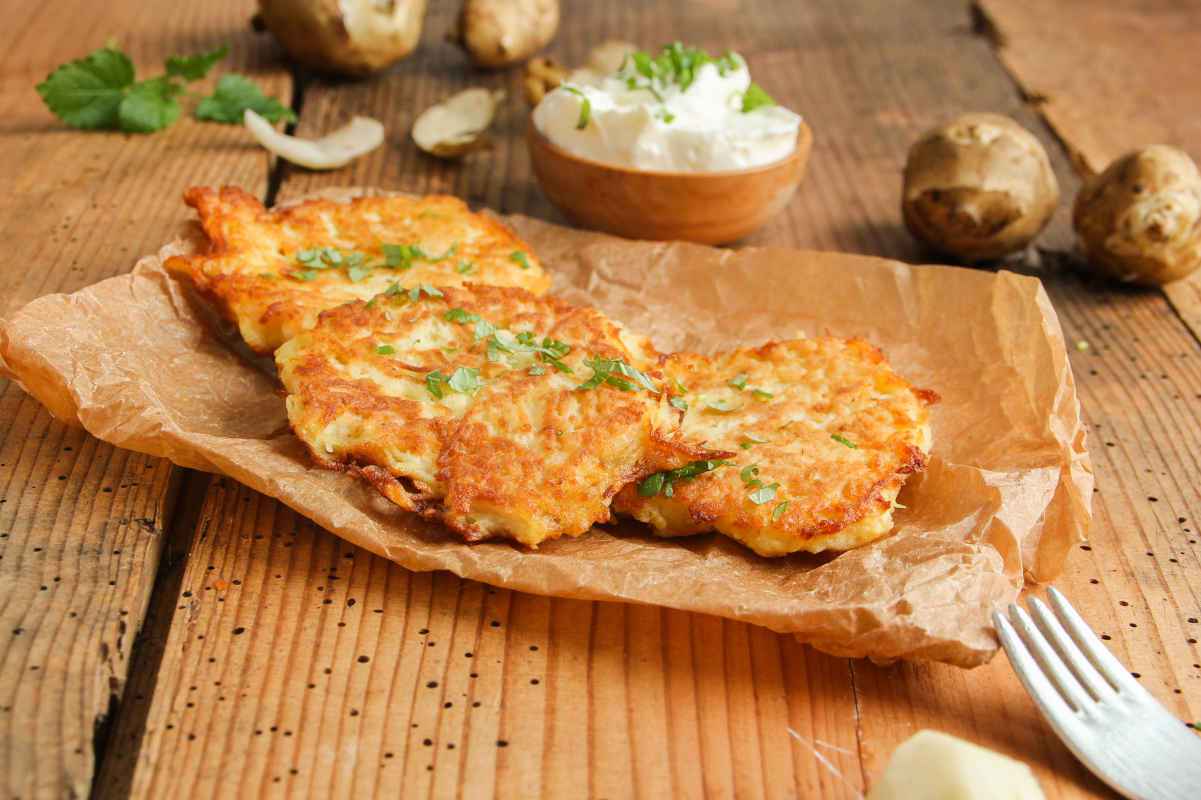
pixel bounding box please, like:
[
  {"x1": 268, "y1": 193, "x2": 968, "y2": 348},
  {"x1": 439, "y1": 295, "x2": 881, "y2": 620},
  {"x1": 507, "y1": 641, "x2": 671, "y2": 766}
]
[{"x1": 2, "y1": 1, "x2": 1199, "y2": 798}]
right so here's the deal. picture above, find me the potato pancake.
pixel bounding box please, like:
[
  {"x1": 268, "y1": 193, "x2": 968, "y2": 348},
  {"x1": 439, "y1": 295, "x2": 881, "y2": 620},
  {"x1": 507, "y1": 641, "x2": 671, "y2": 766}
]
[
  {"x1": 275, "y1": 284, "x2": 722, "y2": 548},
  {"x1": 166, "y1": 186, "x2": 551, "y2": 353},
  {"x1": 613, "y1": 338, "x2": 936, "y2": 556}
]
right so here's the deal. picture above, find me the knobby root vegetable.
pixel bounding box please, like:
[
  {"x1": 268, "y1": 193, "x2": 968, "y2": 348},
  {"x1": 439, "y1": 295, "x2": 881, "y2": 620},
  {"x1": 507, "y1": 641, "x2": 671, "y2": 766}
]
[
  {"x1": 902, "y1": 112, "x2": 1059, "y2": 262},
  {"x1": 255, "y1": 0, "x2": 427, "y2": 77},
  {"x1": 1073, "y1": 145, "x2": 1201, "y2": 285},
  {"x1": 451, "y1": 0, "x2": 559, "y2": 68}
]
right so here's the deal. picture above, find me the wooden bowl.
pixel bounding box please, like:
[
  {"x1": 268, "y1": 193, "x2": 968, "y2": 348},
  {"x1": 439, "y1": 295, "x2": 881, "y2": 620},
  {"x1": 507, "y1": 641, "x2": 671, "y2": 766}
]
[{"x1": 527, "y1": 119, "x2": 812, "y2": 244}]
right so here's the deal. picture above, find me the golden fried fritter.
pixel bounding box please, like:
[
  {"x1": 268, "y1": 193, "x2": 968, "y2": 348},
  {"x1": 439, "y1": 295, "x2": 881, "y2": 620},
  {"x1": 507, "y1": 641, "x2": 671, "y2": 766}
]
[
  {"x1": 275, "y1": 284, "x2": 721, "y2": 548},
  {"x1": 614, "y1": 338, "x2": 936, "y2": 556},
  {"x1": 166, "y1": 187, "x2": 551, "y2": 353}
]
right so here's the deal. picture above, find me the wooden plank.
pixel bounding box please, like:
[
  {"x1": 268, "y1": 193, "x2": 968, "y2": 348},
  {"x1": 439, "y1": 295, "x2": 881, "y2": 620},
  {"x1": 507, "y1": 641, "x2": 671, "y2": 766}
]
[
  {"x1": 975, "y1": 0, "x2": 1201, "y2": 371},
  {"x1": 117, "y1": 0, "x2": 1201, "y2": 798},
  {"x1": 0, "y1": 2, "x2": 290, "y2": 796},
  {"x1": 103, "y1": 479, "x2": 861, "y2": 798}
]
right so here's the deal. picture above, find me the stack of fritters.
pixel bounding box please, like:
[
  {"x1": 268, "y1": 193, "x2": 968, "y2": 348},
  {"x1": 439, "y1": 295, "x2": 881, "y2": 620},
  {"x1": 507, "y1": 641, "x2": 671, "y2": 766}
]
[
  {"x1": 173, "y1": 187, "x2": 937, "y2": 555},
  {"x1": 276, "y1": 284, "x2": 721, "y2": 547},
  {"x1": 166, "y1": 186, "x2": 550, "y2": 353}
]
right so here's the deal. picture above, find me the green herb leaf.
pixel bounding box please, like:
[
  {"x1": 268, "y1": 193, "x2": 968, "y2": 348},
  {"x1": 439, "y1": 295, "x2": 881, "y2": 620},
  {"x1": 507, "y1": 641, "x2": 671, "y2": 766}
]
[
  {"x1": 748, "y1": 482, "x2": 779, "y2": 505},
  {"x1": 447, "y1": 366, "x2": 482, "y2": 395},
  {"x1": 347, "y1": 264, "x2": 372, "y2": 282},
  {"x1": 456, "y1": 260, "x2": 475, "y2": 274},
  {"x1": 117, "y1": 76, "x2": 182, "y2": 133},
  {"x1": 289, "y1": 270, "x2": 318, "y2": 282},
  {"x1": 195, "y1": 73, "x2": 296, "y2": 124},
  {"x1": 509, "y1": 250, "x2": 531, "y2": 270},
  {"x1": 771, "y1": 500, "x2": 789, "y2": 521},
  {"x1": 407, "y1": 283, "x2": 443, "y2": 302},
  {"x1": 474, "y1": 319, "x2": 497, "y2": 340},
  {"x1": 704, "y1": 398, "x2": 741, "y2": 413},
  {"x1": 36, "y1": 47, "x2": 136, "y2": 130},
  {"x1": 740, "y1": 464, "x2": 760, "y2": 484},
  {"x1": 669, "y1": 396, "x2": 689, "y2": 411},
  {"x1": 375, "y1": 344, "x2": 395, "y2": 355},
  {"x1": 741, "y1": 82, "x2": 776, "y2": 113},
  {"x1": 165, "y1": 44, "x2": 229, "y2": 81},
  {"x1": 425, "y1": 370, "x2": 446, "y2": 399},
  {"x1": 637, "y1": 472, "x2": 666, "y2": 497},
  {"x1": 577, "y1": 357, "x2": 652, "y2": 392},
  {"x1": 831, "y1": 433, "x2": 858, "y2": 449},
  {"x1": 637, "y1": 459, "x2": 730, "y2": 497},
  {"x1": 444, "y1": 308, "x2": 480, "y2": 324},
  {"x1": 529, "y1": 364, "x2": 547, "y2": 376},
  {"x1": 751, "y1": 388, "x2": 774, "y2": 401},
  {"x1": 729, "y1": 373, "x2": 749, "y2": 390}
]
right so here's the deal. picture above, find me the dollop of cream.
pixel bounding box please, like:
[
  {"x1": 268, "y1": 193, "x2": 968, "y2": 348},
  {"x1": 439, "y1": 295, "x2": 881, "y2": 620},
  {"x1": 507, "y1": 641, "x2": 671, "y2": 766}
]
[{"x1": 533, "y1": 51, "x2": 801, "y2": 172}]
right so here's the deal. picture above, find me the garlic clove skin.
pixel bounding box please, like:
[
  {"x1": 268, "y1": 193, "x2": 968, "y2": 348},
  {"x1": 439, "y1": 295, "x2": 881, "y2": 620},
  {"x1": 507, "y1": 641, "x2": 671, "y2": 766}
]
[{"x1": 244, "y1": 109, "x2": 385, "y2": 170}]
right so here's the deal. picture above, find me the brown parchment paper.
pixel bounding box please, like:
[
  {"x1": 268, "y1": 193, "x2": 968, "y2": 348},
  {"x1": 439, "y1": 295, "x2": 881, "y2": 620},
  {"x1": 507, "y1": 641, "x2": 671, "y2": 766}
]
[{"x1": 0, "y1": 194, "x2": 1092, "y2": 667}]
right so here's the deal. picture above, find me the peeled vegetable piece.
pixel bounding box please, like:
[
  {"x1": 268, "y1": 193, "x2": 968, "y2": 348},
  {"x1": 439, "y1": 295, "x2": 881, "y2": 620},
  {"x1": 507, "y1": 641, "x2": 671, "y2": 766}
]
[
  {"x1": 902, "y1": 112, "x2": 1059, "y2": 262},
  {"x1": 451, "y1": 0, "x2": 559, "y2": 68},
  {"x1": 244, "y1": 109, "x2": 384, "y2": 170},
  {"x1": 412, "y1": 88, "x2": 505, "y2": 159},
  {"x1": 256, "y1": 0, "x2": 427, "y2": 77},
  {"x1": 867, "y1": 730, "x2": 1044, "y2": 800},
  {"x1": 1073, "y1": 144, "x2": 1201, "y2": 285}
]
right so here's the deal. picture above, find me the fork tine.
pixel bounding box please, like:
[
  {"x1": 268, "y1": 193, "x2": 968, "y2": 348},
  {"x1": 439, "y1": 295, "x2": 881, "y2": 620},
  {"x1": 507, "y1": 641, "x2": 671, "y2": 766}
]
[
  {"x1": 1029, "y1": 597, "x2": 1114, "y2": 702},
  {"x1": 1007, "y1": 604, "x2": 1094, "y2": 712},
  {"x1": 993, "y1": 610, "x2": 1080, "y2": 733},
  {"x1": 1047, "y1": 587, "x2": 1146, "y2": 696}
]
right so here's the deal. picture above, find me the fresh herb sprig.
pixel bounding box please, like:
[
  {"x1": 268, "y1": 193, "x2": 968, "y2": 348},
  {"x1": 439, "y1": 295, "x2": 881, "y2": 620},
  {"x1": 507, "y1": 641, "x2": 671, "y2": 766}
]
[
  {"x1": 637, "y1": 459, "x2": 732, "y2": 498},
  {"x1": 37, "y1": 43, "x2": 293, "y2": 134}
]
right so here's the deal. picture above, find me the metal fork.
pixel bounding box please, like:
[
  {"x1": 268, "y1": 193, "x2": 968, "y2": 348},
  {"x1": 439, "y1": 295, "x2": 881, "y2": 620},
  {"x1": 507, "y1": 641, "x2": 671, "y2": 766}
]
[{"x1": 994, "y1": 587, "x2": 1201, "y2": 800}]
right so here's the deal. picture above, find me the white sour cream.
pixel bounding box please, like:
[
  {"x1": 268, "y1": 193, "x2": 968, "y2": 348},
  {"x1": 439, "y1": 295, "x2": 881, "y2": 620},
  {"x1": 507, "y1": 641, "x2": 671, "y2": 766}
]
[{"x1": 533, "y1": 51, "x2": 802, "y2": 172}]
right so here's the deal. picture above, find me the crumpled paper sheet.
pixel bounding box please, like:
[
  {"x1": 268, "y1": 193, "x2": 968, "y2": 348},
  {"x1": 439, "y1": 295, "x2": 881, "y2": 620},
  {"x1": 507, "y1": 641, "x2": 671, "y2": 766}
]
[{"x1": 0, "y1": 196, "x2": 1092, "y2": 668}]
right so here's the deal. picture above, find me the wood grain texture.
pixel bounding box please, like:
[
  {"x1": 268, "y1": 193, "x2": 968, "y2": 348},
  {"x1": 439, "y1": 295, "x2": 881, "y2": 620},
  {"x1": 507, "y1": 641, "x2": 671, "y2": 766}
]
[
  {"x1": 975, "y1": 0, "x2": 1201, "y2": 371},
  {"x1": 109, "y1": 1, "x2": 1197, "y2": 798},
  {"x1": 0, "y1": 2, "x2": 291, "y2": 796},
  {"x1": 7, "y1": 0, "x2": 1201, "y2": 797}
]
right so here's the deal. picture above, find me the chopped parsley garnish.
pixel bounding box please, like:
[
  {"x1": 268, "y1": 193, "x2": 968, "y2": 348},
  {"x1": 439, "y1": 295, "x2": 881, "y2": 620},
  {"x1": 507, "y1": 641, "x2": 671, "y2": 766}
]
[
  {"x1": 751, "y1": 388, "x2": 774, "y2": 401},
  {"x1": 447, "y1": 366, "x2": 482, "y2": 395},
  {"x1": 381, "y1": 243, "x2": 432, "y2": 270},
  {"x1": 426, "y1": 367, "x2": 481, "y2": 399},
  {"x1": 407, "y1": 284, "x2": 443, "y2": 302},
  {"x1": 703, "y1": 397, "x2": 741, "y2": 413},
  {"x1": 456, "y1": 260, "x2": 475, "y2": 274},
  {"x1": 739, "y1": 433, "x2": 769, "y2": 449},
  {"x1": 289, "y1": 270, "x2": 318, "y2": 282},
  {"x1": 741, "y1": 82, "x2": 776, "y2": 113},
  {"x1": 831, "y1": 433, "x2": 858, "y2": 449},
  {"x1": 728, "y1": 373, "x2": 749, "y2": 390},
  {"x1": 577, "y1": 357, "x2": 657, "y2": 393},
  {"x1": 425, "y1": 370, "x2": 447, "y2": 399},
  {"x1": 669, "y1": 396, "x2": 689, "y2": 411},
  {"x1": 444, "y1": 308, "x2": 480, "y2": 324},
  {"x1": 509, "y1": 250, "x2": 531, "y2": 270},
  {"x1": 748, "y1": 483, "x2": 779, "y2": 505},
  {"x1": 637, "y1": 459, "x2": 731, "y2": 497},
  {"x1": 771, "y1": 500, "x2": 790, "y2": 521},
  {"x1": 375, "y1": 344, "x2": 395, "y2": 355},
  {"x1": 562, "y1": 86, "x2": 591, "y2": 129},
  {"x1": 488, "y1": 329, "x2": 572, "y2": 372}
]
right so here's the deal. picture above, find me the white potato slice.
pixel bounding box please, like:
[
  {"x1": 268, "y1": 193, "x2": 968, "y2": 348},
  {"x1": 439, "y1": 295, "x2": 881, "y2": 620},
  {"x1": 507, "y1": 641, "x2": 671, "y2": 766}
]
[
  {"x1": 243, "y1": 109, "x2": 385, "y2": 170},
  {"x1": 412, "y1": 88, "x2": 505, "y2": 159},
  {"x1": 867, "y1": 730, "x2": 1044, "y2": 800}
]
